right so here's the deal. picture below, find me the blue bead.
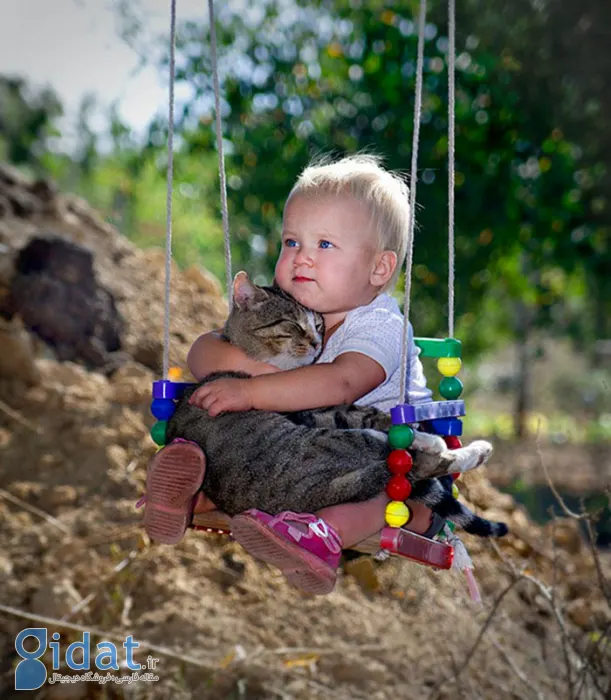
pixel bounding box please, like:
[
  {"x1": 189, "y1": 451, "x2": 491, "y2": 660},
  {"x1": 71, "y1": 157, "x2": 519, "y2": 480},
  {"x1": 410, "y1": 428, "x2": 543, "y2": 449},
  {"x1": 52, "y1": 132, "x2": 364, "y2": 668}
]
[
  {"x1": 426, "y1": 418, "x2": 463, "y2": 436},
  {"x1": 150, "y1": 398, "x2": 176, "y2": 421}
]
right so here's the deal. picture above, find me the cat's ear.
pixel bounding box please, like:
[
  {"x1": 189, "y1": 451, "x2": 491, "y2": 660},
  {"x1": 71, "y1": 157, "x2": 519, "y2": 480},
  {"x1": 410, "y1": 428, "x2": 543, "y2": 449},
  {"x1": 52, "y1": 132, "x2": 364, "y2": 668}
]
[{"x1": 233, "y1": 271, "x2": 265, "y2": 310}]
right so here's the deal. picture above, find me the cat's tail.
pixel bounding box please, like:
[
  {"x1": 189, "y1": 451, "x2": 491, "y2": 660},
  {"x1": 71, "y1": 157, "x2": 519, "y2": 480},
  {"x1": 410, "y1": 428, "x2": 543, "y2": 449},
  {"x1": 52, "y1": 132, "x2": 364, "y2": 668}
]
[
  {"x1": 440, "y1": 499, "x2": 509, "y2": 538},
  {"x1": 412, "y1": 480, "x2": 509, "y2": 539}
]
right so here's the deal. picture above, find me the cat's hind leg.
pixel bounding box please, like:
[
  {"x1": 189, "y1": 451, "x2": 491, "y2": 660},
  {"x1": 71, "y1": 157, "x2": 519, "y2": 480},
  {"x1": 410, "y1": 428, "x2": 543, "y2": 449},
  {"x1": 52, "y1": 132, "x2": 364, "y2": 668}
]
[{"x1": 410, "y1": 436, "x2": 493, "y2": 480}]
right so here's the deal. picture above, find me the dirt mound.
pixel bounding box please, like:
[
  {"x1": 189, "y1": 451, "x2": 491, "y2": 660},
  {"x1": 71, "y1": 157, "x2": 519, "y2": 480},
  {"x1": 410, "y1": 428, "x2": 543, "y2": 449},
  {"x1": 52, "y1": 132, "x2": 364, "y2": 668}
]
[{"x1": 0, "y1": 165, "x2": 609, "y2": 699}]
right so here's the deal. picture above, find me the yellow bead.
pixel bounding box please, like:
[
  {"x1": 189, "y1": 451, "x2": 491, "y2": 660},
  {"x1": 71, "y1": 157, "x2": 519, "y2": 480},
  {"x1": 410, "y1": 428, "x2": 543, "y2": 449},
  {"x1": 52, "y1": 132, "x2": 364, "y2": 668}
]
[
  {"x1": 437, "y1": 357, "x2": 462, "y2": 377},
  {"x1": 452, "y1": 483, "x2": 460, "y2": 499},
  {"x1": 385, "y1": 501, "x2": 410, "y2": 528},
  {"x1": 168, "y1": 366, "x2": 183, "y2": 381}
]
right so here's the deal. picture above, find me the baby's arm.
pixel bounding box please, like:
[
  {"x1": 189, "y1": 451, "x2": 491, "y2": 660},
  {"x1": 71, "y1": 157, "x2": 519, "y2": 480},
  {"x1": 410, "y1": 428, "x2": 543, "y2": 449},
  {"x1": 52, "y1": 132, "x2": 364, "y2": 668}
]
[
  {"x1": 190, "y1": 352, "x2": 385, "y2": 415},
  {"x1": 187, "y1": 331, "x2": 278, "y2": 379}
]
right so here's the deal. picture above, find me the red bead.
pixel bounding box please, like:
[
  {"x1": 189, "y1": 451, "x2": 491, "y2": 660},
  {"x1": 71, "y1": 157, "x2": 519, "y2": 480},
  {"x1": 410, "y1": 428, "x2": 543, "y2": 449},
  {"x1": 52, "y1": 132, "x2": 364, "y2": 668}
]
[
  {"x1": 452, "y1": 472, "x2": 461, "y2": 481},
  {"x1": 386, "y1": 475, "x2": 412, "y2": 501},
  {"x1": 444, "y1": 436, "x2": 462, "y2": 450},
  {"x1": 387, "y1": 449, "x2": 413, "y2": 474}
]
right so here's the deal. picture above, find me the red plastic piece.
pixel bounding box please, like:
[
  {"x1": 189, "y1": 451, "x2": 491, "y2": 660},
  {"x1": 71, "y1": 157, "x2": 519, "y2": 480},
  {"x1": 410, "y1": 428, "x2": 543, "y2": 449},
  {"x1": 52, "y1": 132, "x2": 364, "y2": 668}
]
[
  {"x1": 386, "y1": 475, "x2": 412, "y2": 501},
  {"x1": 444, "y1": 435, "x2": 462, "y2": 450},
  {"x1": 387, "y1": 449, "x2": 413, "y2": 474},
  {"x1": 451, "y1": 472, "x2": 461, "y2": 481},
  {"x1": 380, "y1": 527, "x2": 454, "y2": 569}
]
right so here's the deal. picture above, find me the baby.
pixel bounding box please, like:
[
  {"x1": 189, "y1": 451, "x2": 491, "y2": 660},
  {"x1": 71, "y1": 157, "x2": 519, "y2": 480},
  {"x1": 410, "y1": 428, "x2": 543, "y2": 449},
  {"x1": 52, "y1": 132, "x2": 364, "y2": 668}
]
[{"x1": 145, "y1": 154, "x2": 446, "y2": 594}]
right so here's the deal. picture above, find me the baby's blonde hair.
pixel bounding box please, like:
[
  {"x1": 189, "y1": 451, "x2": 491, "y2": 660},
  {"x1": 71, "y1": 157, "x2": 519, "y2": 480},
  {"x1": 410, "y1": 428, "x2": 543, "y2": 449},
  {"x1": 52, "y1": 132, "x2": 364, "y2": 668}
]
[{"x1": 287, "y1": 154, "x2": 410, "y2": 291}]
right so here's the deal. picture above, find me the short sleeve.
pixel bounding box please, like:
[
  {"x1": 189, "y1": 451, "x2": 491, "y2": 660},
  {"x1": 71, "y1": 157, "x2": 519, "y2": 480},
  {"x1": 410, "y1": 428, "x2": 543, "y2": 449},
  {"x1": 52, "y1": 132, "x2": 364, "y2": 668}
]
[{"x1": 334, "y1": 307, "x2": 405, "y2": 380}]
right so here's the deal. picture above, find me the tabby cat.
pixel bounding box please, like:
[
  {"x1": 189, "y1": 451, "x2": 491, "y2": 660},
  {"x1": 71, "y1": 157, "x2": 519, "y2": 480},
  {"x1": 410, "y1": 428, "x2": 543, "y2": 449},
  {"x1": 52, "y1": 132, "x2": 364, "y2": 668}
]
[{"x1": 167, "y1": 272, "x2": 507, "y2": 538}]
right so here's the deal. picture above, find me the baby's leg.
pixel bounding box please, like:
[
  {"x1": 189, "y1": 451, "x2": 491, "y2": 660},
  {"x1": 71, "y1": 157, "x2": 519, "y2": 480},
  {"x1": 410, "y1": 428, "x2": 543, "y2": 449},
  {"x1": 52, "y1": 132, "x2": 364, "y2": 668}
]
[
  {"x1": 143, "y1": 440, "x2": 206, "y2": 544},
  {"x1": 317, "y1": 495, "x2": 437, "y2": 548}
]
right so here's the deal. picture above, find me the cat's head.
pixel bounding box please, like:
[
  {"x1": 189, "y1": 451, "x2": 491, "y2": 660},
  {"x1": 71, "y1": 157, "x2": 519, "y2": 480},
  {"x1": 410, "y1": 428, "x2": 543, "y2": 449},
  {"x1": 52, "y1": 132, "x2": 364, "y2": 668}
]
[{"x1": 224, "y1": 272, "x2": 324, "y2": 370}]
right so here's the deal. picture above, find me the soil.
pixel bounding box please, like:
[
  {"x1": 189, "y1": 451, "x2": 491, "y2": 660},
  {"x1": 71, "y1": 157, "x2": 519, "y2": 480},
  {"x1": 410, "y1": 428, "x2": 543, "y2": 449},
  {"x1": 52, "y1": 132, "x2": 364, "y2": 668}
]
[{"x1": 0, "y1": 165, "x2": 609, "y2": 699}]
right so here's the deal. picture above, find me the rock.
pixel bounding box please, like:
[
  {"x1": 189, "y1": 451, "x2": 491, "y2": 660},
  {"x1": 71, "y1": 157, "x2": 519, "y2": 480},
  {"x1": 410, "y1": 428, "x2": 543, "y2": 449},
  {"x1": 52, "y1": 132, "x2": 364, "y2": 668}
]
[
  {"x1": 0, "y1": 317, "x2": 41, "y2": 385},
  {"x1": 0, "y1": 235, "x2": 125, "y2": 369},
  {"x1": 110, "y1": 362, "x2": 152, "y2": 404},
  {"x1": 106, "y1": 444, "x2": 128, "y2": 470},
  {"x1": 131, "y1": 337, "x2": 163, "y2": 372},
  {"x1": 184, "y1": 264, "x2": 224, "y2": 297},
  {"x1": 546, "y1": 519, "x2": 583, "y2": 554},
  {"x1": 47, "y1": 485, "x2": 79, "y2": 508},
  {"x1": 30, "y1": 578, "x2": 83, "y2": 619},
  {"x1": 567, "y1": 598, "x2": 593, "y2": 629}
]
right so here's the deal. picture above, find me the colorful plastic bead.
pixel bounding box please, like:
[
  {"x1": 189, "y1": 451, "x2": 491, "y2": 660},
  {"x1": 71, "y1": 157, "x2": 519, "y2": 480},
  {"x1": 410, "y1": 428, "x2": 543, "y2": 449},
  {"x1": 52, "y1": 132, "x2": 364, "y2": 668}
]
[
  {"x1": 385, "y1": 501, "x2": 410, "y2": 528},
  {"x1": 391, "y1": 400, "x2": 465, "y2": 424},
  {"x1": 428, "y1": 417, "x2": 463, "y2": 436},
  {"x1": 387, "y1": 449, "x2": 413, "y2": 474},
  {"x1": 168, "y1": 367, "x2": 183, "y2": 381},
  {"x1": 437, "y1": 357, "x2": 462, "y2": 377},
  {"x1": 388, "y1": 424, "x2": 415, "y2": 449},
  {"x1": 150, "y1": 420, "x2": 168, "y2": 446},
  {"x1": 150, "y1": 398, "x2": 176, "y2": 421},
  {"x1": 451, "y1": 472, "x2": 461, "y2": 481},
  {"x1": 444, "y1": 436, "x2": 463, "y2": 450},
  {"x1": 452, "y1": 483, "x2": 460, "y2": 499},
  {"x1": 152, "y1": 380, "x2": 193, "y2": 400},
  {"x1": 386, "y1": 475, "x2": 412, "y2": 501},
  {"x1": 439, "y1": 376, "x2": 463, "y2": 400},
  {"x1": 446, "y1": 520, "x2": 456, "y2": 533}
]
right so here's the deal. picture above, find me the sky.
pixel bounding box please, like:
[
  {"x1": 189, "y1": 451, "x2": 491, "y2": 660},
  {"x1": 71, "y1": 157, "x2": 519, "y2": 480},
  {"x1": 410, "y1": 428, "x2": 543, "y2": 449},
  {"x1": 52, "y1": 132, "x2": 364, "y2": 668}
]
[{"x1": 0, "y1": 0, "x2": 205, "y2": 138}]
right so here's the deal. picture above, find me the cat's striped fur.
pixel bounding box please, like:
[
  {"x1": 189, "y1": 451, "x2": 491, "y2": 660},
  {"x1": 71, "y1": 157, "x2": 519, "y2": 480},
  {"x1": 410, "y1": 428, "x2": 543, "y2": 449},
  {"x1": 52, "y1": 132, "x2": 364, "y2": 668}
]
[{"x1": 167, "y1": 273, "x2": 507, "y2": 538}]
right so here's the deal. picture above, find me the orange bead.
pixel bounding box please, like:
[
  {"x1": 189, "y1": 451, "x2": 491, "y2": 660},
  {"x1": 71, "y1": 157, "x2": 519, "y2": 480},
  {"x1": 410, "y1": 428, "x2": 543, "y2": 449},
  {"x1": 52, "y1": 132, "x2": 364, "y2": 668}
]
[
  {"x1": 387, "y1": 449, "x2": 413, "y2": 474},
  {"x1": 386, "y1": 475, "x2": 412, "y2": 501}
]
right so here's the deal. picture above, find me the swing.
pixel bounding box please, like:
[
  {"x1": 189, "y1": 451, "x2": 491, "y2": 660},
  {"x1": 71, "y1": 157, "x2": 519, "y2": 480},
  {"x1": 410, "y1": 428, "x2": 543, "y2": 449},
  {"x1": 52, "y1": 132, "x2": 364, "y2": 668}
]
[{"x1": 147, "y1": 0, "x2": 468, "y2": 569}]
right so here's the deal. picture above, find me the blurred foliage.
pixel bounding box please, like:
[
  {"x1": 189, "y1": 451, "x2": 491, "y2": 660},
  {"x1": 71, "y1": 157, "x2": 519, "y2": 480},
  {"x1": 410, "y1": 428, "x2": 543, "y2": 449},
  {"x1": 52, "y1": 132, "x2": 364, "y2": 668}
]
[
  {"x1": 168, "y1": 0, "x2": 610, "y2": 356},
  {"x1": 0, "y1": 0, "x2": 610, "y2": 364}
]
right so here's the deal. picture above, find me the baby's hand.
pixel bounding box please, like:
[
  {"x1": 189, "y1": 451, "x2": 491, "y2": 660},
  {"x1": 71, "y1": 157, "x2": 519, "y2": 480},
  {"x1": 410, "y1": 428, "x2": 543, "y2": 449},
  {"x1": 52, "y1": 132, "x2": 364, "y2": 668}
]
[{"x1": 188, "y1": 378, "x2": 254, "y2": 416}]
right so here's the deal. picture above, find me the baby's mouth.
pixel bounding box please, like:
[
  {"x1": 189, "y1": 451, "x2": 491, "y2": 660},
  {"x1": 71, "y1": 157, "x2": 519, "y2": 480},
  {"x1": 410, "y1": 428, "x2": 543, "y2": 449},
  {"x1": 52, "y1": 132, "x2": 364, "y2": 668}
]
[{"x1": 293, "y1": 275, "x2": 315, "y2": 282}]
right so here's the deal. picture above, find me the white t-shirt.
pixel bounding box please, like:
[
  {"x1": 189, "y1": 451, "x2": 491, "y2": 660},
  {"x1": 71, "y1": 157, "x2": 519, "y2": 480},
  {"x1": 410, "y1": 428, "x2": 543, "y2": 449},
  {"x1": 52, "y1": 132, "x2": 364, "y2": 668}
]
[{"x1": 316, "y1": 293, "x2": 432, "y2": 412}]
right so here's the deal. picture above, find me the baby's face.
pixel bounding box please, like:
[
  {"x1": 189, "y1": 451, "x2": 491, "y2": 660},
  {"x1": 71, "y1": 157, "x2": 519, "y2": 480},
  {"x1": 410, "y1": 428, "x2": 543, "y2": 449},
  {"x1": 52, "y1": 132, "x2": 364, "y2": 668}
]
[{"x1": 275, "y1": 193, "x2": 382, "y2": 325}]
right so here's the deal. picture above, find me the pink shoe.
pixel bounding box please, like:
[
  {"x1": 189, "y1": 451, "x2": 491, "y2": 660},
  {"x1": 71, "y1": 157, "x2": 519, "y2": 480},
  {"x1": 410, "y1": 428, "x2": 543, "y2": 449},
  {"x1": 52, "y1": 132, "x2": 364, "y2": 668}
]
[
  {"x1": 143, "y1": 440, "x2": 205, "y2": 545},
  {"x1": 230, "y1": 510, "x2": 342, "y2": 596}
]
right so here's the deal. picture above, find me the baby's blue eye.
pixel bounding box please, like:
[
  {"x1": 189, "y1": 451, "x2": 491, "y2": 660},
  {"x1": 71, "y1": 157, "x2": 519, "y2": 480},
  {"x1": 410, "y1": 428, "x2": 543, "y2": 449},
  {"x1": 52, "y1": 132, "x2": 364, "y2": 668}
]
[
  {"x1": 319, "y1": 240, "x2": 334, "y2": 249},
  {"x1": 284, "y1": 239, "x2": 298, "y2": 248}
]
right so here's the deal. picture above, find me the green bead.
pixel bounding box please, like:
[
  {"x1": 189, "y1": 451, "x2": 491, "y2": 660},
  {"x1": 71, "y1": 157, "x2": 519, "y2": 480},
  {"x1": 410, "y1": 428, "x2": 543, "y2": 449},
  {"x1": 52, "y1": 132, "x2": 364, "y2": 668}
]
[
  {"x1": 446, "y1": 520, "x2": 456, "y2": 533},
  {"x1": 150, "y1": 421, "x2": 167, "y2": 446},
  {"x1": 388, "y1": 424, "x2": 415, "y2": 449},
  {"x1": 439, "y1": 376, "x2": 463, "y2": 399}
]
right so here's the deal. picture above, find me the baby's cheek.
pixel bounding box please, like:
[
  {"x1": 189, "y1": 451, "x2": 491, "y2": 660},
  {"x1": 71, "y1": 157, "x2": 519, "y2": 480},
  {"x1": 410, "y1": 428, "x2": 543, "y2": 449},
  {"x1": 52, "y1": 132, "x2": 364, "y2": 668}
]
[{"x1": 273, "y1": 258, "x2": 290, "y2": 288}]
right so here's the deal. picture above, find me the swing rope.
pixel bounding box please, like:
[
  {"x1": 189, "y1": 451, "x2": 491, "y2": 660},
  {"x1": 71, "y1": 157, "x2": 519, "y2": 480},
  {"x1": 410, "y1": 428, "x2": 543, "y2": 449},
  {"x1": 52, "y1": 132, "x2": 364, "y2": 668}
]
[
  {"x1": 448, "y1": 0, "x2": 456, "y2": 339},
  {"x1": 207, "y1": 0, "x2": 233, "y2": 308},
  {"x1": 398, "y1": 0, "x2": 427, "y2": 405},
  {"x1": 161, "y1": 0, "x2": 456, "y2": 392},
  {"x1": 162, "y1": 0, "x2": 178, "y2": 381}
]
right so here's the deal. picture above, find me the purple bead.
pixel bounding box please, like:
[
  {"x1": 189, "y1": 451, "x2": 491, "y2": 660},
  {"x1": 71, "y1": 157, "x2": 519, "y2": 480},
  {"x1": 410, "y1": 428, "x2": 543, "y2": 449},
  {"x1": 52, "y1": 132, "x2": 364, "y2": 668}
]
[
  {"x1": 390, "y1": 400, "x2": 465, "y2": 425},
  {"x1": 152, "y1": 380, "x2": 194, "y2": 400}
]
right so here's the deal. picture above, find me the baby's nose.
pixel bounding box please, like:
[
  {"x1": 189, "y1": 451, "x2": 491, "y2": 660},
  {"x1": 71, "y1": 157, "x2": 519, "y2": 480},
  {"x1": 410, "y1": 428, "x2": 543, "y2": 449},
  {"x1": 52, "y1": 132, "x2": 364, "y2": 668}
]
[{"x1": 294, "y1": 248, "x2": 313, "y2": 266}]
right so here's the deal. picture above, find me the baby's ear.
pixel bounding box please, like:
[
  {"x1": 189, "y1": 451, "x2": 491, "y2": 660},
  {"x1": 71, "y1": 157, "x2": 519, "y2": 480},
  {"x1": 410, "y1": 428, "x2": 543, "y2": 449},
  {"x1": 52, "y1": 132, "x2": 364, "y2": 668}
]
[{"x1": 233, "y1": 271, "x2": 265, "y2": 310}]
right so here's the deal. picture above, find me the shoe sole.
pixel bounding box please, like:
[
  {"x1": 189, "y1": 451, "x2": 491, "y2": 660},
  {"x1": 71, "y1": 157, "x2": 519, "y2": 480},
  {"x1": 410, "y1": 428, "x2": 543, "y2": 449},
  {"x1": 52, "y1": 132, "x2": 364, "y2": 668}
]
[
  {"x1": 231, "y1": 512, "x2": 336, "y2": 595},
  {"x1": 144, "y1": 442, "x2": 205, "y2": 545}
]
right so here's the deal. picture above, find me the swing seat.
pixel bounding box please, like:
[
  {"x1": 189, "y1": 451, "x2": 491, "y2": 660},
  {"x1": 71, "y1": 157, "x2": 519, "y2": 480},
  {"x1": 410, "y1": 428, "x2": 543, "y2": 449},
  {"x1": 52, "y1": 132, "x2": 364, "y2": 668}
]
[{"x1": 189, "y1": 511, "x2": 453, "y2": 568}]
